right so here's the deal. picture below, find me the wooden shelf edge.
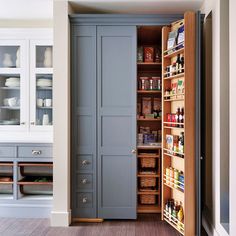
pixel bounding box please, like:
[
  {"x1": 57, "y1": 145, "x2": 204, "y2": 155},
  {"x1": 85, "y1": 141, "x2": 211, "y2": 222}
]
[
  {"x1": 137, "y1": 118, "x2": 161, "y2": 121},
  {"x1": 18, "y1": 163, "x2": 53, "y2": 167},
  {"x1": 137, "y1": 90, "x2": 161, "y2": 94},
  {"x1": 163, "y1": 73, "x2": 185, "y2": 80},
  {"x1": 137, "y1": 174, "x2": 160, "y2": 177},
  {"x1": 138, "y1": 191, "x2": 160, "y2": 195},
  {"x1": 138, "y1": 205, "x2": 161, "y2": 213}
]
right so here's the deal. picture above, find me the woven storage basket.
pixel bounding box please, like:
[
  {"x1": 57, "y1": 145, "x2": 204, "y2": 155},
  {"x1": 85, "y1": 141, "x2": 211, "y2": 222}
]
[
  {"x1": 140, "y1": 157, "x2": 156, "y2": 168},
  {"x1": 140, "y1": 177, "x2": 156, "y2": 188},
  {"x1": 140, "y1": 194, "x2": 156, "y2": 204}
]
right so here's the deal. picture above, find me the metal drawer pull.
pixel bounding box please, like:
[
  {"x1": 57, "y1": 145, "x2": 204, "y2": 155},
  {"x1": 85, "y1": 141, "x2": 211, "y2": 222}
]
[
  {"x1": 32, "y1": 150, "x2": 42, "y2": 155},
  {"x1": 81, "y1": 179, "x2": 88, "y2": 184},
  {"x1": 82, "y1": 197, "x2": 88, "y2": 203},
  {"x1": 81, "y1": 160, "x2": 89, "y2": 165}
]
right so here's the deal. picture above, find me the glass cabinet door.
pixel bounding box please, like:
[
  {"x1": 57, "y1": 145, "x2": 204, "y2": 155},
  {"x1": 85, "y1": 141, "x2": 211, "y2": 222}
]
[
  {"x1": 0, "y1": 40, "x2": 27, "y2": 130},
  {"x1": 30, "y1": 40, "x2": 53, "y2": 130}
]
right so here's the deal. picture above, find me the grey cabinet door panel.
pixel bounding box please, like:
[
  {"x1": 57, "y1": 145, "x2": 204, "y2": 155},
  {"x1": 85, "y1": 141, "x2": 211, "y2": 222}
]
[
  {"x1": 97, "y1": 26, "x2": 137, "y2": 219},
  {"x1": 18, "y1": 146, "x2": 52, "y2": 158},
  {"x1": 71, "y1": 25, "x2": 97, "y2": 218},
  {"x1": 0, "y1": 146, "x2": 15, "y2": 158}
]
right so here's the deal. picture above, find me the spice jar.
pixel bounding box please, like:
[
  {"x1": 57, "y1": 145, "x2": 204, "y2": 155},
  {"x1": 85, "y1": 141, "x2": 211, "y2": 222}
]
[
  {"x1": 169, "y1": 167, "x2": 174, "y2": 186},
  {"x1": 149, "y1": 78, "x2": 153, "y2": 90},
  {"x1": 139, "y1": 77, "x2": 149, "y2": 90},
  {"x1": 174, "y1": 169, "x2": 179, "y2": 188}
]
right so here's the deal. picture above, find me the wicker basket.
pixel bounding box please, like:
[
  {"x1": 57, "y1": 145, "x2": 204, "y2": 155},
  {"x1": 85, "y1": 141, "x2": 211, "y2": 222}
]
[
  {"x1": 140, "y1": 157, "x2": 156, "y2": 168},
  {"x1": 140, "y1": 194, "x2": 156, "y2": 204},
  {"x1": 140, "y1": 177, "x2": 156, "y2": 188}
]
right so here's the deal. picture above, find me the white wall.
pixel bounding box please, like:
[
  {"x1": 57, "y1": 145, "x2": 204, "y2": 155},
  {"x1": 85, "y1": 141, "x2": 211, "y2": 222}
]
[{"x1": 229, "y1": 0, "x2": 236, "y2": 235}]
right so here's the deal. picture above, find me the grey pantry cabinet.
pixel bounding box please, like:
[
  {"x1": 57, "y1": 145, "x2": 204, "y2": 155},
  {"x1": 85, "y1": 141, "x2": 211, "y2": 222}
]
[{"x1": 70, "y1": 14, "x2": 182, "y2": 219}]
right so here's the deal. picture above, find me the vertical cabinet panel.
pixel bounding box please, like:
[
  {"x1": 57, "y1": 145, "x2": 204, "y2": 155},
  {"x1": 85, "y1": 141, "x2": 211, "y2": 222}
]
[
  {"x1": 71, "y1": 26, "x2": 97, "y2": 218},
  {"x1": 97, "y1": 26, "x2": 137, "y2": 219}
]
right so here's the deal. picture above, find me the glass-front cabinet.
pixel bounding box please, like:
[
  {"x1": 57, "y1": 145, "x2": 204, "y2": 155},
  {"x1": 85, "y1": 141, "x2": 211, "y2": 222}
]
[
  {"x1": 30, "y1": 40, "x2": 53, "y2": 131},
  {"x1": 0, "y1": 32, "x2": 53, "y2": 135},
  {"x1": 0, "y1": 40, "x2": 27, "y2": 131}
]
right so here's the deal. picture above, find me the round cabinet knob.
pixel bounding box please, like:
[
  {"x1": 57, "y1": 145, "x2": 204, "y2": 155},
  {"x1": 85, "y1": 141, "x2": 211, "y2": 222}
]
[
  {"x1": 81, "y1": 160, "x2": 89, "y2": 165},
  {"x1": 82, "y1": 197, "x2": 87, "y2": 203},
  {"x1": 81, "y1": 179, "x2": 88, "y2": 184},
  {"x1": 20, "y1": 122, "x2": 26, "y2": 125},
  {"x1": 30, "y1": 121, "x2": 35, "y2": 125},
  {"x1": 131, "y1": 149, "x2": 136, "y2": 154}
]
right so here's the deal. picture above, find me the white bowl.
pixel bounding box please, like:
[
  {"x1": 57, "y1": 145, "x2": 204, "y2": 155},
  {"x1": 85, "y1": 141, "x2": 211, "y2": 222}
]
[{"x1": 6, "y1": 77, "x2": 20, "y2": 82}]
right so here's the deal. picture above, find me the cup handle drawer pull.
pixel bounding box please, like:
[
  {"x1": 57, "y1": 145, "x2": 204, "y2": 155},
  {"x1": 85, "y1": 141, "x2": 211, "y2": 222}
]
[
  {"x1": 81, "y1": 160, "x2": 89, "y2": 165},
  {"x1": 82, "y1": 197, "x2": 88, "y2": 203},
  {"x1": 32, "y1": 150, "x2": 42, "y2": 155},
  {"x1": 81, "y1": 179, "x2": 88, "y2": 184}
]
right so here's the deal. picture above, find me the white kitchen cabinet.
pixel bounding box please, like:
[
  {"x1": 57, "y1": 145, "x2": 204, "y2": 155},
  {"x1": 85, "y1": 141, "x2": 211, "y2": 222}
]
[{"x1": 0, "y1": 29, "x2": 53, "y2": 142}]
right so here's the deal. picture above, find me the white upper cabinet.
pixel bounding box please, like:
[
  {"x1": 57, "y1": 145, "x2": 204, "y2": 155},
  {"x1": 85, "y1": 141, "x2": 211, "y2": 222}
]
[{"x1": 0, "y1": 29, "x2": 53, "y2": 141}]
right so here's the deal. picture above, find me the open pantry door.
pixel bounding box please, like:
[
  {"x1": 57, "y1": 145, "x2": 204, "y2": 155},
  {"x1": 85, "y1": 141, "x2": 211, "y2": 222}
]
[{"x1": 161, "y1": 11, "x2": 203, "y2": 236}]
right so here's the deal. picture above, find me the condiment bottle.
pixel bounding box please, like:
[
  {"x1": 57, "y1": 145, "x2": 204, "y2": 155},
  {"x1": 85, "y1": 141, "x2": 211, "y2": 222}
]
[
  {"x1": 174, "y1": 169, "x2": 179, "y2": 188},
  {"x1": 169, "y1": 168, "x2": 174, "y2": 186}
]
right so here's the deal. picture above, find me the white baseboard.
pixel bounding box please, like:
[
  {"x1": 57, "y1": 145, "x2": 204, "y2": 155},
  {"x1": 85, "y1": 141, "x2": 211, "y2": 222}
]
[{"x1": 50, "y1": 209, "x2": 72, "y2": 226}]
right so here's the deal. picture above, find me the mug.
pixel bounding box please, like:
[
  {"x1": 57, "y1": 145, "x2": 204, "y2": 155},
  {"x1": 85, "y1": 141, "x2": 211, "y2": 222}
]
[
  {"x1": 37, "y1": 98, "x2": 44, "y2": 107},
  {"x1": 4, "y1": 97, "x2": 17, "y2": 107},
  {"x1": 44, "y1": 99, "x2": 52, "y2": 107}
]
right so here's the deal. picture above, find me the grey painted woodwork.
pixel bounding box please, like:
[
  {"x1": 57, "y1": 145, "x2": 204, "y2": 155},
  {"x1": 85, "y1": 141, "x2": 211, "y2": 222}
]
[
  {"x1": 70, "y1": 14, "x2": 188, "y2": 220},
  {"x1": 97, "y1": 26, "x2": 137, "y2": 219},
  {"x1": 0, "y1": 143, "x2": 53, "y2": 218},
  {"x1": 71, "y1": 25, "x2": 97, "y2": 218}
]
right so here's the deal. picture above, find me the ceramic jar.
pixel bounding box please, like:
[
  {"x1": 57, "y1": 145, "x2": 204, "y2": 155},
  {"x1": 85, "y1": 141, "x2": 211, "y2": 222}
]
[
  {"x1": 43, "y1": 47, "x2": 52, "y2": 67},
  {"x1": 3, "y1": 53, "x2": 13, "y2": 67}
]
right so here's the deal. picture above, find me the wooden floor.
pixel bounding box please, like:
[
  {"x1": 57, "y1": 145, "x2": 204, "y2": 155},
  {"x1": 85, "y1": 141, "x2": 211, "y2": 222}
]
[{"x1": 0, "y1": 214, "x2": 182, "y2": 236}]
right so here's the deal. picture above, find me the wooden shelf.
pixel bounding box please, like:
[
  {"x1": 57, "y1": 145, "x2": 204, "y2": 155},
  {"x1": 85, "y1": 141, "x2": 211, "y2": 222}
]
[
  {"x1": 0, "y1": 181, "x2": 13, "y2": 184},
  {"x1": 164, "y1": 47, "x2": 184, "y2": 59},
  {"x1": 163, "y1": 72, "x2": 185, "y2": 80},
  {"x1": 164, "y1": 97, "x2": 184, "y2": 102},
  {"x1": 137, "y1": 174, "x2": 160, "y2": 177},
  {"x1": 163, "y1": 126, "x2": 184, "y2": 130},
  {"x1": 163, "y1": 216, "x2": 184, "y2": 235},
  {"x1": 163, "y1": 93, "x2": 185, "y2": 98},
  {"x1": 163, "y1": 181, "x2": 184, "y2": 194},
  {"x1": 138, "y1": 191, "x2": 160, "y2": 195},
  {"x1": 163, "y1": 151, "x2": 184, "y2": 160},
  {"x1": 137, "y1": 90, "x2": 161, "y2": 94},
  {"x1": 163, "y1": 42, "x2": 184, "y2": 56},
  {"x1": 137, "y1": 154, "x2": 159, "y2": 158},
  {"x1": 138, "y1": 204, "x2": 161, "y2": 213},
  {"x1": 137, "y1": 145, "x2": 161, "y2": 150},
  {"x1": 137, "y1": 62, "x2": 161, "y2": 66},
  {"x1": 163, "y1": 121, "x2": 184, "y2": 128},
  {"x1": 163, "y1": 148, "x2": 185, "y2": 157},
  {"x1": 18, "y1": 163, "x2": 53, "y2": 167},
  {"x1": 0, "y1": 162, "x2": 13, "y2": 166},
  {"x1": 137, "y1": 118, "x2": 161, "y2": 121},
  {"x1": 163, "y1": 69, "x2": 185, "y2": 78}
]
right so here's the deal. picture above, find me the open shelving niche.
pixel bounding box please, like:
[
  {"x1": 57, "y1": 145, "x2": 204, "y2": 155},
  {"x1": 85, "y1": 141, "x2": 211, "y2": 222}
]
[
  {"x1": 0, "y1": 160, "x2": 53, "y2": 202},
  {"x1": 161, "y1": 12, "x2": 196, "y2": 236},
  {"x1": 136, "y1": 26, "x2": 163, "y2": 214}
]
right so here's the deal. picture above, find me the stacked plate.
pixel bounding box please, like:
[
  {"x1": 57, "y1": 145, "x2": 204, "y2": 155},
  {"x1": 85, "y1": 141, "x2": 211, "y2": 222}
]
[
  {"x1": 5, "y1": 77, "x2": 20, "y2": 87},
  {"x1": 36, "y1": 78, "x2": 52, "y2": 87}
]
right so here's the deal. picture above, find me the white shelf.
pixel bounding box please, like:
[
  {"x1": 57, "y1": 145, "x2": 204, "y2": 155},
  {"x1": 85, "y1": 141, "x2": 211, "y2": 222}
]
[
  {"x1": 35, "y1": 68, "x2": 53, "y2": 74},
  {"x1": 0, "y1": 87, "x2": 20, "y2": 90},
  {"x1": 0, "y1": 106, "x2": 20, "y2": 110},
  {"x1": 0, "y1": 68, "x2": 22, "y2": 75}
]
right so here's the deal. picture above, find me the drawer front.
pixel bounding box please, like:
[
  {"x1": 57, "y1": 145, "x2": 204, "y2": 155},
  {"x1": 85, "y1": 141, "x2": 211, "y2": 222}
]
[
  {"x1": 18, "y1": 146, "x2": 52, "y2": 158},
  {"x1": 77, "y1": 192, "x2": 93, "y2": 208},
  {"x1": 77, "y1": 155, "x2": 93, "y2": 171},
  {"x1": 0, "y1": 146, "x2": 15, "y2": 158},
  {"x1": 77, "y1": 174, "x2": 93, "y2": 190}
]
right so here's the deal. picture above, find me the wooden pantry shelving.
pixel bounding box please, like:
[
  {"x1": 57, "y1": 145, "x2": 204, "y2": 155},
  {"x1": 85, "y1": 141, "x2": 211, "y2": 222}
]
[
  {"x1": 136, "y1": 26, "x2": 163, "y2": 214},
  {"x1": 161, "y1": 12, "x2": 196, "y2": 236}
]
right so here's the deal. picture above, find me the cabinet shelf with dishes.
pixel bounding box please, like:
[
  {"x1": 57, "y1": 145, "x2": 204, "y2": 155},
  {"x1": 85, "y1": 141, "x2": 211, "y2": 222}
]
[{"x1": 0, "y1": 30, "x2": 53, "y2": 140}]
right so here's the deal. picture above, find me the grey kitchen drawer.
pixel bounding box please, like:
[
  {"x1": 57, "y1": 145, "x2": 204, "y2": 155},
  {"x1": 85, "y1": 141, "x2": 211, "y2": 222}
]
[
  {"x1": 18, "y1": 146, "x2": 52, "y2": 158},
  {"x1": 77, "y1": 155, "x2": 93, "y2": 172},
  {"x1": 77, "y1": 192, "x2": 93, "y2": 208},
  {"x1": 0, "y1": 146, "x2": 15, "y2": 158},
  {"x1": 77, "y1": 174, "x2": 93, "y2": 190}
]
